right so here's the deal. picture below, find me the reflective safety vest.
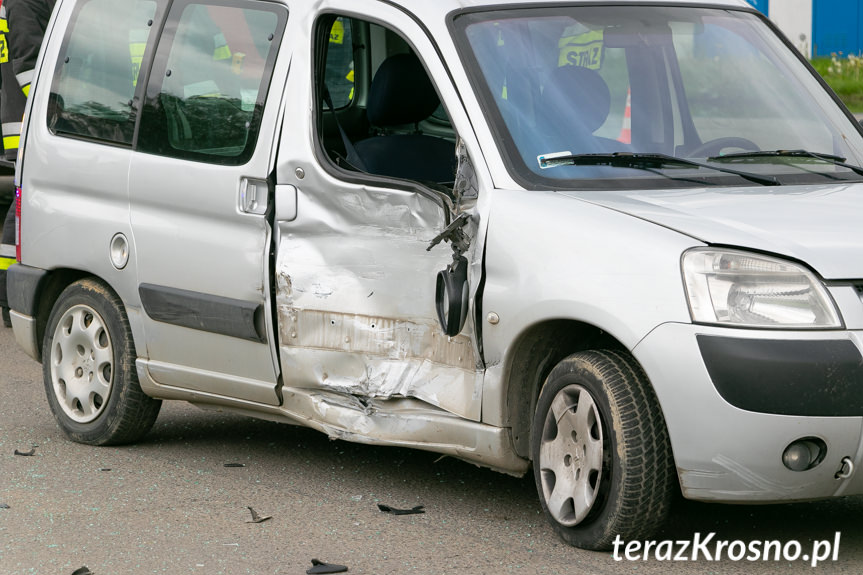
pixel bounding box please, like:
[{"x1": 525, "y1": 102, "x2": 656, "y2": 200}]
[
  {"x1": 558, "y1": 27, "x2": 604, "y2": 70},
  {"x1": 213, "y1": 31, "x2": 231, "y2": 61},
  {"x1": 0, "y1": 4, "x2": 26, "y2": 160}
]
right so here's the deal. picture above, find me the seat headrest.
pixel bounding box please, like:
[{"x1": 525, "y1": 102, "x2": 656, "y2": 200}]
[
  {"x1": 543, "y1": 65, "x2": 611, "y2": 134},
  {"x1": 367, "y1": 53, "x2": 441, "y2": 127}
]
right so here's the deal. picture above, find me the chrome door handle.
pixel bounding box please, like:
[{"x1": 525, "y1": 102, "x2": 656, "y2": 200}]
[{"x1": 239, "y1": 177, "x2": 269, "y2": 215}]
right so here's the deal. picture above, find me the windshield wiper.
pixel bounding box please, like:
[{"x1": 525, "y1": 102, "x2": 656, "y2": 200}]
[
  {"x1": 538, "y1": 152, "x2": 780, "y2": 186},
  {"x1": 708, "y1": 149, "x2": 863, "y2": 178}
]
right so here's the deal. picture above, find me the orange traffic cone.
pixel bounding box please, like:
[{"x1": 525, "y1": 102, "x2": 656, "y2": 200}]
[{"x1": 618, "y1": 88, "x2": 631, "y2": 144}]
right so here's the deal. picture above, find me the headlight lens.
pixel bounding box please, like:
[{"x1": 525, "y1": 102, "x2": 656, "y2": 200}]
[{"x1": 682, "y1": 249, "x2": 842, "y2": 329}]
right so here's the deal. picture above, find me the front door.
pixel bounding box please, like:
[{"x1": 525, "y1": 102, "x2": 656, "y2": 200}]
[
  {"x1": 272, "y1": 5, "x2": 485, "y2": 421},
  {"x1": 128, "y1": 0, "x2": 289, "y2": 404}
]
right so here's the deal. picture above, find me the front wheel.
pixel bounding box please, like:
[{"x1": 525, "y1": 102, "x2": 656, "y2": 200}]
[
  {"x1": 43, "y1": 279, "x2": 161, "y2": 445},
  {"x1": 531, "y1": 350, "x2": 675, "y2": 550}
]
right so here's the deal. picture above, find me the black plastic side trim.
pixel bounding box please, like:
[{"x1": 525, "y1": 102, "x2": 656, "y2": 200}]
[
  {"x1": 139, "y1": 283, "x2": 265, "y2": 343},
  {"x1": 697, "y1": 335, "x2": 863, "y2": 417},
  {"x1": 7, "y1": 263, "x2": 48, "y2": 316}
]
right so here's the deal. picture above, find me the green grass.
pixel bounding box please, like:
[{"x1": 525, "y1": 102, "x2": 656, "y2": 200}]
[{"x1": 810, "y1": 57, "x2": 863, "y2": 114}]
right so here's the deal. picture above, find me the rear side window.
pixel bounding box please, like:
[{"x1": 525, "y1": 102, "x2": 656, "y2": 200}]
[
  {"x1": 48, "y1": 0, "x2": 161, "y2": 145},
  {"x1": 137, "y1": 0, "x2": 286, "y2": 165}
]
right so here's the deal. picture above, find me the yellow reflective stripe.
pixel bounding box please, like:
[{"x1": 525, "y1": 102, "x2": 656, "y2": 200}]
[
  {"x1": 3, "y1": 134, "x2": 19, "y2": 150},
  {"x1": 213, "y1": 44, "x2": 231, "y2": 60},
  {"x1": 21, "y1": 84, "x2": 30, "y2": 97},
  {"x1": 0, "y1": 257, "x2": 15, "y2": 271}
]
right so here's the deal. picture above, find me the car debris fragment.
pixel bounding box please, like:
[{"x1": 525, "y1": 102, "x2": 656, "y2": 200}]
[
  {"x1": 306, "y1": 558, "x2": 348, "y2": 574},
  {"x1": 377, "y1": 504, "x2": 425, "y2": 515},
  {"x1": 245, "y1": 506, "x2": 272, "y2": 523}
]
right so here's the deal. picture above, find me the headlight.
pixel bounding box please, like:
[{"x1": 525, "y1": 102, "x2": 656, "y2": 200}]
[{"x1": 682, "y1": 249, "x2": 842, "y2": 329}]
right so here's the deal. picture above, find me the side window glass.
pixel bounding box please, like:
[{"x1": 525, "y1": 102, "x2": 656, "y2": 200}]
[
  {"x1": 48, "y1": 0, "x2": 159, "y2": 144},
  {"x1": 138, "y1": 1, "x2": 286, "y2": 165},
  {"x1": 324, "y1": 18, "x2": 354, "y2": 108},
  {"x1": 316, "y1": 15, "x2": 457, "y2": 187}
]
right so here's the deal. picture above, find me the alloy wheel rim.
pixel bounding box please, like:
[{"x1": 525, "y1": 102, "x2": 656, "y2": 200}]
[
  {"x1": 539, "y1": 384, "x2": 604, "y2": 526},
  {"x1": 50, "y1": 304, "x2": 114, "y2": 423}
]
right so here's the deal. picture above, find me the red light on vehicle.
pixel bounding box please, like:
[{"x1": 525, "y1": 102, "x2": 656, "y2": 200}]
[{"x1": 15, "y1": 186, "x2": 21, "y2": 262}]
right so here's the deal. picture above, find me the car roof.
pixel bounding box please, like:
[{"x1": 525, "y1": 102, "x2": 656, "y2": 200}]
[
  {"x1": 379, "y1": 0, "x2": 756, "y2": 28},
  {"x1": 443, "y1": 0, "x2": 751, "y2": 6}
]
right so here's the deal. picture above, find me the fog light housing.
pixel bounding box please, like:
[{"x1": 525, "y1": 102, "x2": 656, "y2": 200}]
[{"x1": 782, "y1": 438, "x2": 827, "y2": 472}]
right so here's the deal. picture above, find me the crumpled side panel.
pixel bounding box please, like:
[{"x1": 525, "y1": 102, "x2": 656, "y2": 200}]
[{"x1": 275, "y1": 185, "x2": 481, "y2": 421}]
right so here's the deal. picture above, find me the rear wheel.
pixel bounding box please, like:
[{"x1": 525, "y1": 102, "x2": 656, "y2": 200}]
[
  {"x1": 43, "y1": 279, "x2": 161, "y2": 445},
  {"x1": 531, "y1": 350, "x2": 675, "y2": 550}
]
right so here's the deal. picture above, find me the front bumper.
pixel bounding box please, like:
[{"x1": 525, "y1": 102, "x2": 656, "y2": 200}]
[{"x1": 634, "y1": 322, "x2": 863, "y2": 503}]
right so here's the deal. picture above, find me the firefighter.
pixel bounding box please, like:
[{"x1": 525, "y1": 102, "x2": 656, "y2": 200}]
[
  {"x1": 0, "y1": 0, "x2": 16, "y2": 328},
  {"x1": 0, "y1": 0, "x2": 56, "y2": 327}
]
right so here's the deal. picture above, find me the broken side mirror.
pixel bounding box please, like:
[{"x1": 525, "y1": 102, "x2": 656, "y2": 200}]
[{"x1": 436, "y1": 255, "x2": 469, "y2": 336}]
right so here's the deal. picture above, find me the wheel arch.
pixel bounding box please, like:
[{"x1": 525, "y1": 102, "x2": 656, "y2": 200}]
[
  {"x1": 29, "y1": 268, "x2": 110, "y2": 363},
  {"x1": 503, "y1": 318, "x2": 636, "y2": 460}
]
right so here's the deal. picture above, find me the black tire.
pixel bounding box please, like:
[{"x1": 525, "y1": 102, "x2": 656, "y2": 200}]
[
  {"x1": 531, "y1": 350, "x2": 675, "y2": 550},
  {"x1": 42, "y1": 278, "x2": 161, "y2": 445}
]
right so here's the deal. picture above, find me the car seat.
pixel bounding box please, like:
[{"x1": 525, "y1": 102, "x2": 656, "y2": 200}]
[
  {"x1": 351, "y1": 53, "x2": 456, "y2": 183},
  {"x1": 539, "y1": 65, "x2": 626, "y2": 154}
]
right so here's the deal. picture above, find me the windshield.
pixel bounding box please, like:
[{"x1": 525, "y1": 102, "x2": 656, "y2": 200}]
[{"x1": 452, "y1": 6, "x2": 863, "y2": 190}]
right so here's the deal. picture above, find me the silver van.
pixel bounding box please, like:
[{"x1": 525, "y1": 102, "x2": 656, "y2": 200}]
[{"x1": 8, "y1": 0, "x2": 863, "y2": 550}]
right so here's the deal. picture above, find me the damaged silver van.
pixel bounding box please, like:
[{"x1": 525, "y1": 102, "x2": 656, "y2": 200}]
[{"x1": 9, "y1": 0, "x2": 863, "y2": 550}]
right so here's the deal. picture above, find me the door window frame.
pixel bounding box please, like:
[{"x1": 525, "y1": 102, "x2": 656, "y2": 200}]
[{"x1": 312, "y1": 9, "x2": 461, "y2": 213}]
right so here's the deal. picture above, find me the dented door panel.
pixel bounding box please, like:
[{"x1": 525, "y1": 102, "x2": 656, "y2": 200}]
[
  {"x1": 275, "y1": 184, "x2": 482, "y2": 420},
  {"x1": 269, "y1": 0, "x2": 491, "y2": 426}
]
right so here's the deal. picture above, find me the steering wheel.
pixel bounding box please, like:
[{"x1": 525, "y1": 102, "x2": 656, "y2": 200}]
[{"x1": 686, "y1": 137, "x2": 760, "y2": 158}]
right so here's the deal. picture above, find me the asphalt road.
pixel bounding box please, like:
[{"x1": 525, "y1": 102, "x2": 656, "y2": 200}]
[{"x1": 2, "y1": 324, "x2": 863, "y2": 574}]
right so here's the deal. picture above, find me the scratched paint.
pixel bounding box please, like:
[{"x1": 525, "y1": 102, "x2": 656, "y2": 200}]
[
  {"x1": 279, "y1": 308, "x2": 475, "y2": 370},
  {"x1": 274, "y1": 180, "x2": 482, "y2": 421}
]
